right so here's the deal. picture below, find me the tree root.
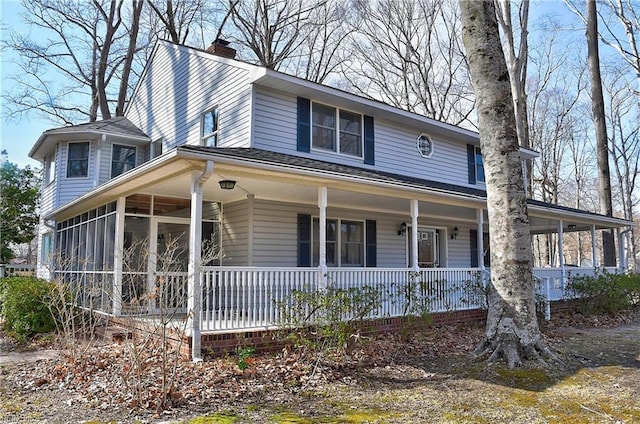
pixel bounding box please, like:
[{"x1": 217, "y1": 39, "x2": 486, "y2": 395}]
[{"x1": 473, "y1": 336, "x2": 560, "y2": 369}]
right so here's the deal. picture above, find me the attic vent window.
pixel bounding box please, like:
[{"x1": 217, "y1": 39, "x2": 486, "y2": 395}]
[{"x1": 417, "y1": 134, "x2": 434, "y2": 158}]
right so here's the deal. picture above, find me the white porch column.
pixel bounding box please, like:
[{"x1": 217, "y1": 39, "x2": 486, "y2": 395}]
[
  {"x1": 476, "y1": 209, "x2": 485, "y2": 270},
  {"x1": 411, "y1": 199, "x2": 419, "y2": 272},
  {"x1": 591, "y1": 224, "x2": 597, "y2": 268},
  {"x1": 112, "y1": 197, "x2": 126, "y2": 316},
  {"x1": 247, "y1": 194, "x2": 255, "y2": 266},
  {"x1": 617, "y1": 227, "x2": 624, "y2": 270},
  {"x1": 188, "y1": 161, "x2": 213, "y2": 362},
  {"x1": 558, "y1": 220, "x2": 566, "y2": 285},
  {"x1": 318, "y1": 186, "x2": 328, "y2": 288}
]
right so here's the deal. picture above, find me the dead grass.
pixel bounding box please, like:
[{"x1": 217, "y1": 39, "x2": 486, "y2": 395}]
[{"x1": 1, "y1": 309, "x2": 640, "y2": 423}]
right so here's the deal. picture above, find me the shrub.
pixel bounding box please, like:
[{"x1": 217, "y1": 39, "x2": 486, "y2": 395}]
[
  {"x1": 278, "y1": 283, "x2": 383, "y2": 352},
  {"x1": 0, "y1": 276, "x2": 57, "y2": 341},
  {"x1": 567, "y1": 270, "x2": 640, "y2": 315}
]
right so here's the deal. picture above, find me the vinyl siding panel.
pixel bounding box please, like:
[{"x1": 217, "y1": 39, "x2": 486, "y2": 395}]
[
  {"x1": 221, "y1": 200, "x2": 248, "y2": 265},
  {"x1": 249, "y1": 199, "x2": 429, "y2": 268},
  {"x1": 58, "y1": 140, "x2": 97, "y2": 206},
  {"x1": 126, "y1": 44, "x2": 252, "y2": 149},
  {"x1": 252, "y1": 86, "x2": 482, "y2": 188}
]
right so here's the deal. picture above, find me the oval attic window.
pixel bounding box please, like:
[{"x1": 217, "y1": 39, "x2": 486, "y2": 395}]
[{"x1": 417, "y1": 134, "x2": 434, "y2": 158}]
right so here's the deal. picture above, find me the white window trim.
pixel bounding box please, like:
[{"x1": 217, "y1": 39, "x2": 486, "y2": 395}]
[
  {"x1": 151, "y1": 137, "x2": 164, "y2": 159},
  {"x1": 66, "y1": 141, "x2": 90, "y2": 179},
  {"x1": 312, "y1": 217, "x2": 366, "y2": 267},
  {"x1": 416, "y1": 133, "x2": 434, "y2": 158},
  {"x1": 311, "y1": 101, "x2": 364, "y2": 159},
  {"x1": 110, "y1": 143, "x2": 137, "y2": 178},
  {"x1": 201, "y1": 106, "x2": 219, "y2": 147},
  {"x1": 45, "y1": 150, "x2": 56, "y2": 186}
]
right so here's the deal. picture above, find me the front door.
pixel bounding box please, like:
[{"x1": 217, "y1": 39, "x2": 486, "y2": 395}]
[
  {"x1": 150, "y1": 219, "x2": 190, "y2": 312},
  {"x1": 408, "y1": 228, "x2": 439, "y2": 268}
]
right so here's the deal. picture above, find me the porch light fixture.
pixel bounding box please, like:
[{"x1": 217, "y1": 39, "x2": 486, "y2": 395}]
[
  {"x1": 398, "y1": 221, "x2": 407, "y2": 236},
  {"x1": 567, "y1": 224, "x2": 577, "y2": 230},
  {"x1": 218, "y1": 179, "x2": 236, "y2": 190},
  {"x1": 451, "y1": 226, "x2": 459, "y2": 240}
]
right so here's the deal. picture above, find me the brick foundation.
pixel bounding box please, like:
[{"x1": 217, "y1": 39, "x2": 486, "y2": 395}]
[
  {"x1": 178, "y1": 308, "x2": 489, "y2": 359},
  {"x1": 111, "y1": 303, "x2": 577, "y2": 359}
]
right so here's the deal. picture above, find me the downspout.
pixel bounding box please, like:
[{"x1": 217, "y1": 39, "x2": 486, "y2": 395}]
[{"x1": 189, "y1": 160, "x2": 214, "y2": 362}]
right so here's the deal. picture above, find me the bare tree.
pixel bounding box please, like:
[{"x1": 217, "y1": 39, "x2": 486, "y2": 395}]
[
  {"x1": 340, "y1": 0, "x2": 475, "y2": 127},
  {"x1": 586, "y1": 0, "x2": 617, "y2": 266},
  {"x1": 495, "y1": 0, "x2": 532, "y2": 193},
  {"x1": 224, "y1": 0, "x2": 320, "y2": 70},
  {"x1": 145, "y1": 0, "x2": 223, "y2": 47},
  {"x1": 279, "y1": 0, "x2": 355, "y2": 83},
  {"x1": 460, "y1": 0, "x2": 554, "y2": 368},
  {"x1": 605, "y1": 71, "x2": 639, "y2": 267},
  {"x1": 2, "y1": 0, "x2": 146, "y2": 123}
]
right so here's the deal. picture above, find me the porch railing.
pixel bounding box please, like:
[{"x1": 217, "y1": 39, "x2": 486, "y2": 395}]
[
  {"x1": 200, "y1": 267, "x2": 489, "y2": 331},
  {"x1": 0, "y1": 264, "x2": 36, "y2": 278}
]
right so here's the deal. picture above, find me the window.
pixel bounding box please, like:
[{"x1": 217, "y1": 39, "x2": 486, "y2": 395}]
[
  {"x1": 111, "y1": 144, "x2": 136, "y2": 178},
  {"x1": 45, "y1": 152, "x2": 56, "y2": 185},
  {"x1": 201, "y1": 107, "x2": 218, "y2": 147},
  {"x1": 67, "y1": 142, "x2": 89, "y2": 178},
  {"x1": 417, "y1": 134, "x2": 434, "y2": 158},
  {"x1": 151, "y1": 139, "x2": 163, "y2": 159},
  {"x1": 312, "y1": 218, "x2": 364, "y2": 267},
  {"x1": 475, "y1": 146, "x2": 485, "y2": 183},
  {"x1": 312, "y1": 102, "x2": 362, "y2": 157}
]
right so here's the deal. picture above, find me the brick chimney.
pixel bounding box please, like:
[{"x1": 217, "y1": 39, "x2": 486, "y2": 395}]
[{"x1": 207, "y1": 38, "x2": 236, "y2": 59}]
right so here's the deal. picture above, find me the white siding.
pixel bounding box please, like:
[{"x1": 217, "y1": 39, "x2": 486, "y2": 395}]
[
  {"x1": 252, "y1": 200, "x2": 302, "y2": 267},
  {"x1": 58, "y1": 140, "x2": 97, "y2": 206},
  {"x1": 245, "y1": 199, "x2": 475, "y2": 269},
  {"x1": 252, "y1": 86, "x2": 482, "y2": 189},
  {"x1": 221, "y1": 200, "x2": 249, "y2": 265},
  {"x1": 126, "y1": 43, "x2": 252, "y2": 149},
  {"x1": 97, "y1": 142, "x2": 111, "y2": 185}
]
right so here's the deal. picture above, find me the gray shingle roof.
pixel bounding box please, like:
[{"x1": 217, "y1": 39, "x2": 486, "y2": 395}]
[
  {"x1": 179, "y1": 145, "x2": 628, "y2": 223},
  {"x1": 43, "y1": 116, "x2": 148, "y2": 139}
]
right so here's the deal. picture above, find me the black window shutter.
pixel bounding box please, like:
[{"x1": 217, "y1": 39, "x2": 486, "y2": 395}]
[
  {"x1": 297, "y1": 97, "x2": 311, "y2": 153},
  {"x1": 470, "y1": 229, "x2": 478, "y2": 267},
  {"x1": 467, "y1": 144, "x2": 476, "y2": 184},
  {"x1": 297, "y1": 214, "x2": 311, "y2": 266},
  {"x1": 364, "y1": 115, "x2": 375, "y2": 165},
  {"x1": 366, "y1": 219, "x2": 377, "y2": 267}
]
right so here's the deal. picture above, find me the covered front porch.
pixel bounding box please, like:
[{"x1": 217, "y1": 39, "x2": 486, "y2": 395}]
[{"x1": 46, "y1": 146, "x2": 633, "y2": 359}]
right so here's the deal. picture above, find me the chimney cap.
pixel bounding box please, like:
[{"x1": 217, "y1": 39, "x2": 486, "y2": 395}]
[{"x1": 213, "y1": 38, "x2": 230, "y2": 47}]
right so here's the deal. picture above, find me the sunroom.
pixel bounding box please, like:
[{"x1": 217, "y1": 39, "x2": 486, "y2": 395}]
[{"x1": 43, "y1": 145, "x2": 633, "y2": 359}]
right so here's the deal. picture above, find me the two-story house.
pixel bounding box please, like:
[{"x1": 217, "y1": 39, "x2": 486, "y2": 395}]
[{"x1": 30, "y1": 40, "x2": 632, "y2": 359}]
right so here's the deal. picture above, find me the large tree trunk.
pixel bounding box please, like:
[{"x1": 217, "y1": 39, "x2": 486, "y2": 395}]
[
  {"x1": 586, "y1": 0, "x2": 616, "y2": 266},
  {"x1": 459, "y1": 0, "x2": 555, "y2": 368}
]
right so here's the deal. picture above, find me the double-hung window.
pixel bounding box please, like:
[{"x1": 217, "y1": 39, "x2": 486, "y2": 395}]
[
  {"x1": 201, "y1": 106, "x2": 218, "y2": 147},
  {"x1": 475, "y1": 146, "x2": 485, "y2": 183},
  {"x1": 45, "y1": 152, "x2": 56, "y2": 185},
  {"x1": 67, "y1": 142, "x2": 89, "y2": 178},
  {"x1": 111, "y1": 144, "x2": 136, "y2": 178},
  {"x1": 312, "y1": 102, "x2": 362, "y2": 157},
  {"x1": 312, "y1": 218, "x2": 364, "y2": 267}
]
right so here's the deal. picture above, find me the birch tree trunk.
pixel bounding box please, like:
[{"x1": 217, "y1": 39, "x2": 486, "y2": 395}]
[{"x1": 459, "y1": 0, "x2": 555, "y2": 368}]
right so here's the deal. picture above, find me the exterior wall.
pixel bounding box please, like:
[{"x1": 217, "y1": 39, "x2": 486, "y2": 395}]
[
  {"x1": 252, "y1": 86, "x2": 484, "y2": 190},
  {"x1": 246, "y1": 198, "x2": 471, "y2": 269},
  {"x1": 126, "y1": 43, "x2": 253, "y2": 150},
  {"x1": 58, "y1": 140, "x2": 98, "y2": 207},
  {"x1": 221, "y1": 200, "x2": 249, "y2": 266}
]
